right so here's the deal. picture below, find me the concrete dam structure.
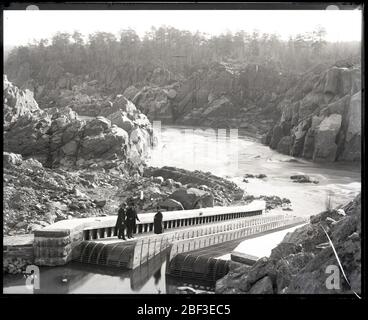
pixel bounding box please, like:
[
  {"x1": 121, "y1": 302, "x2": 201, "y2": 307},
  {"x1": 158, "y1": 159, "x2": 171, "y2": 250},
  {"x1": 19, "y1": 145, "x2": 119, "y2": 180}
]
[{"x1": 33, "y1": 200, "x2": 307, "y2": 272}]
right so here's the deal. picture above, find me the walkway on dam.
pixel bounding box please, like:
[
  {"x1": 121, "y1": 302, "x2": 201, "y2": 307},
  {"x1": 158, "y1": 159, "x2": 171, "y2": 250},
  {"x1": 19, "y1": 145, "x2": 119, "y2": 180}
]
[
  {"x1": 33, "y1": 201, "x2": 309, "y2": 271},
  {"x1": 76, "y1": 213, "x2": 277, "y2": 267},
  {"x1": 88, "y1": 212, "x2": 275, "y2": 245}
]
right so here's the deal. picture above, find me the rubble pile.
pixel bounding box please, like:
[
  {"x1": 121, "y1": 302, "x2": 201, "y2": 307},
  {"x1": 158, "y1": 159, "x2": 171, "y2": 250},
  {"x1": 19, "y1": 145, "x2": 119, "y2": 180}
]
[{"x1": 216, "y1": 193, "x2": 361, "y2": 294}]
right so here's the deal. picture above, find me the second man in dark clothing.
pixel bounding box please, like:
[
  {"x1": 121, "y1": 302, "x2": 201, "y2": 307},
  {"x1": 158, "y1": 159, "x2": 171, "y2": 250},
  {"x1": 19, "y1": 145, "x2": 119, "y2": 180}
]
[
  {"x1": 154, "y1": 206, "x2": 164, "y2": 234},
  {"x1": 126, "y1": 202, "x2": 140, "y2": 239},
  {"x1": 115, "y1": 202, "x2": 127, "y2": 240}
]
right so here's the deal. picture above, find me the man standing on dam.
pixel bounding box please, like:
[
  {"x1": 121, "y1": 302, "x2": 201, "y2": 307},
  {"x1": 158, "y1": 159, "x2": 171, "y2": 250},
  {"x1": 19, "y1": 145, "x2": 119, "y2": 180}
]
[
  {"x1": 115, "y1": 202, "x2": 127, "y2": 240},
  {"x1": 154, "y1": 206, "x2": 164, "y2": 234},
  {"x1": 126, "y1": 201, "x2": 140, "y2": 238}
]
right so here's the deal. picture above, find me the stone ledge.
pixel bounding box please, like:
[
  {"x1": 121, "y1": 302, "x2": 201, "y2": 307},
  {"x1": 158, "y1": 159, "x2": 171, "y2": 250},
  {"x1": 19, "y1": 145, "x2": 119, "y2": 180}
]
[
  {"x1": 3, "y1": 234, "x2": 34, "y2": 247},
  {"x1": 34, "y1": 229, "x2": 71, "y2": 237},
  {"x1": 230, "y1": 252, "x2": 259, "y2": 265}
]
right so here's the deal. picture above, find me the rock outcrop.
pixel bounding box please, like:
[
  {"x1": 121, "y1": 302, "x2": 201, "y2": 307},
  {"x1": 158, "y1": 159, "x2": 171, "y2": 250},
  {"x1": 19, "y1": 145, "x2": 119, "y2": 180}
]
[
  {"x1": 169, "y1": 62, "x2": 294, "y2": 132},
  {"x1": 144, "y1": 166, "x2": 244, "y2": 206},
  {"x1": 169, "y1": 187, "x2": 214, "y2": 210},
  {"x1": 129, "y1": 84, "x2": 179, "y2": 122},
  {"x1": 264, "y1": 65, "x2": 361, "y2": 162},
  {"x1": 216, "y1": 193, "x2": 361, "y2": 294},
  {"x1": 4, "y1": 75, "x2": 40, "y2": 130},
  {"x1": 3, "y1": 76, "x2": 153, "y2": 170}
]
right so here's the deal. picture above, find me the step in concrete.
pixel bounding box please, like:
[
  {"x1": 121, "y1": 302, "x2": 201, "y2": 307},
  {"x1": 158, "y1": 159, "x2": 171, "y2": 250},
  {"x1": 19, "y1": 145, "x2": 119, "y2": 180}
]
[{"x1": 230, "y1": 252, "x2": 259, "y2": 265}]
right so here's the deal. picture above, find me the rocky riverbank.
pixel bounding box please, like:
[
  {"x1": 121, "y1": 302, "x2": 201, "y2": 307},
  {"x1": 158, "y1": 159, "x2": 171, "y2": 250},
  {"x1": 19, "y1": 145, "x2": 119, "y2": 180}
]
[
  {"x1": 216, "y1": 193, "x2": 361, "y2": 294},
  {"x1": 3, "y1": 152, "x2": 247, "y2": 237},
  {"x1": 6, "y1": 53, "x2": 361, "y2": 164},
  {"x1": 263, "y1": 65, "x2": 361, "y2": 162}
]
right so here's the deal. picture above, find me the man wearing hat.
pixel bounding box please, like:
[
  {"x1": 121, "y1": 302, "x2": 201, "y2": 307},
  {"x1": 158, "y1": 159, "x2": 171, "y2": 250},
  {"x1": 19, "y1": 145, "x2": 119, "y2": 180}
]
[
  {"x1": 126, "y1": 201, "x2": 140, "y2": 238},
  {"x1": 115, "y1": 202, "x2": 127, "y2": 240}
]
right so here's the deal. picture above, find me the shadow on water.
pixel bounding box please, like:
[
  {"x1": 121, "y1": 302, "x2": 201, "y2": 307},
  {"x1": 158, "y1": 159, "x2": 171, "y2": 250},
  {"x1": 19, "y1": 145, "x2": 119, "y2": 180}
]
[{"x1": 3, "y1": 251, "x2": 177, "y2": 294}]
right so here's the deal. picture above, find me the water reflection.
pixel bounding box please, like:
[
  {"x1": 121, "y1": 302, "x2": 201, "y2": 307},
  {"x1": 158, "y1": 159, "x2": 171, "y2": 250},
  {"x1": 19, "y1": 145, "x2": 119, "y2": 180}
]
[{"x1": 4, "y1": 251, "x2": 169, "y2": 294}]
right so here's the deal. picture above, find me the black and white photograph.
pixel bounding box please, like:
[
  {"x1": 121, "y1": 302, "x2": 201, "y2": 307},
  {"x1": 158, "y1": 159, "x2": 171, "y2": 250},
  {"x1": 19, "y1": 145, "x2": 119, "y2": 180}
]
[{"x1": 2, "y1": 3, "x2": 362, "y2": 298}]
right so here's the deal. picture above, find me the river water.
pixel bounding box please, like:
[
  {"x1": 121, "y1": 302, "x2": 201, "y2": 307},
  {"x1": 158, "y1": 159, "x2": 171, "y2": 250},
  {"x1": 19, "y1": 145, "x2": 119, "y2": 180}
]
[{"x1": 3, "y1": 125, "x2": 361, "y2": 294}]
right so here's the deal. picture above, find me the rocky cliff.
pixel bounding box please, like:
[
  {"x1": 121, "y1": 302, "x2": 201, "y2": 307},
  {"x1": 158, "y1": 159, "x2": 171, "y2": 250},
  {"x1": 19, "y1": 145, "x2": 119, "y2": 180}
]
[
  {"x1": 263, "y1": 65, "x2": 361, "y2": 162},
  {"x1": 6, "y1": 60, "x2": 295, "y2": 133},
  {"x1": 216, "y1": 193, "x2": 361, "y2": 294},
  {"x1": 3, "y1": 75, "x2": 152, "y2": 171},
  {"x1": 126, "y1": 62, "x2": 361, "y2": 163},
  {"x1": 6, "y1": 58, "x2": 361, "y2": 163},
  {"x1": 124, "y1": 62, "x2": 295, "y2": 133},
  {"x1": 171, "y1": 62, "x2": 295, "y2": 132}
]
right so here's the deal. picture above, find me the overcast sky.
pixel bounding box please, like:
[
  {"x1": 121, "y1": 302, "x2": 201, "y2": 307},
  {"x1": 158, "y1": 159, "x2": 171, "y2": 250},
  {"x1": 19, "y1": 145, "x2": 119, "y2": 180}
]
[{"x1": 3, "y1": 9, "x2": 362, "y2": 47}]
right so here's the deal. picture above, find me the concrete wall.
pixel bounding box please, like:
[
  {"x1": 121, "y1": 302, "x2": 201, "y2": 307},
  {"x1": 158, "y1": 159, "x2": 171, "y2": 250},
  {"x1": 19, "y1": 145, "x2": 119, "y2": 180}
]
[
  {"x1": 33, "y1": 203, "x2": 265, "y2": 267},
  {"x1": 168, "y1": 216, "x2": 307, "y2": 260}
]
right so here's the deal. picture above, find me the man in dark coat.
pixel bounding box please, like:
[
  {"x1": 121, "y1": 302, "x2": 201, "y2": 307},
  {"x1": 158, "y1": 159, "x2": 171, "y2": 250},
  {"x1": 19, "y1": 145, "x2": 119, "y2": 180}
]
[
  {"x1": 154, "y1": 206, "x2": 164, "y2": 234},
  {"x1": 115, "y1": 202, "x2": 127, "y2": 240},
  {"x1": 126, "y1": 201, "x2": 140, "y2": 239}
]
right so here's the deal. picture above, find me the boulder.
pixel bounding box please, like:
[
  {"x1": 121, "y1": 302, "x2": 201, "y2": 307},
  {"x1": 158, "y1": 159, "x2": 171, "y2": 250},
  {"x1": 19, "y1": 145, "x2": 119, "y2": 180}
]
[
  {"x1": 133, "y1": 86, "x2": 172, "y2": 120},
  {"x1": 163, "y1": 178, "x2": 175, "y2": 187},
  {"x1": 3, "y1": 152, "x2": 23, "y2": 167},
  {"x1": 61, "y1": 140, "x2": 78, "y2": 156},
  {"x1": 129, "y1": 127, "x2": 151, "y2": 160},
  {"x1": 256, "y1": 174, "x2": 267, "y2": 179},
  {"x1": 83, "y1": 117, "x2": 111, "y2": 136},
  {"x1": 94, "y1": 200, "x2": 106, "y2": 208},
  {"x1": 152, "y1": 176, "x2": 164, "y2": 184},
  {"x1": 79, "y1": 127, "x2": 127, "y2": 162},
  {"x1": 110, "y1": 125, "x2": 129, "y2": 142},
  {"x1": 23, "y1": 158, "x2": 43, "y2": 168},
  {"x1": 239, "y1": 258, "x2": 277, "y2": 292},
  {"x1": 290, "y1": 175, "x2": 319, "y2": 184},
  {"x1": 248, "y1": 276, "x2": 274, "y2": 294},
  {"x1": 270, "y1": 242, "x2": 302, "y2": 260},
  {"x1": 169, "y1": 187, "x2": 214, "y2": 210},
  {"x1": 159, "y1": 198, "x2": 184, "y2": 211},
  {"x1": 107, "y1": 111, "x2": 134, "y2": 133},
  {"x1": 133, "y1": 113, "x2": 151, "y2": 129},
  {"x1": 112, "y1": 95, "x2": 136, "y2": 114}
]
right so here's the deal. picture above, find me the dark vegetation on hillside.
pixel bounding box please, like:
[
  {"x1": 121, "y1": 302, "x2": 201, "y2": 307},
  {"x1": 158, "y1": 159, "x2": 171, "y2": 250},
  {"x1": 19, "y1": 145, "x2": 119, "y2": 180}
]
[{"x1": 5, "y1": 26, "x2": 360, "y2": 95}]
